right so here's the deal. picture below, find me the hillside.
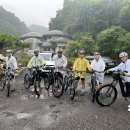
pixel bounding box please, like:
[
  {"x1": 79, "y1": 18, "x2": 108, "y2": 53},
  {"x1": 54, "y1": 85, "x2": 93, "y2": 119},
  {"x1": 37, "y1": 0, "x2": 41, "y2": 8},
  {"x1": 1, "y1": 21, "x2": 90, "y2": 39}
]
[
  {"x1": 0, "y1": 6, "x2": 29, "y2": 37},
  {"x1": 29, "y1": 24, "x2": 48, "y2": 34}
]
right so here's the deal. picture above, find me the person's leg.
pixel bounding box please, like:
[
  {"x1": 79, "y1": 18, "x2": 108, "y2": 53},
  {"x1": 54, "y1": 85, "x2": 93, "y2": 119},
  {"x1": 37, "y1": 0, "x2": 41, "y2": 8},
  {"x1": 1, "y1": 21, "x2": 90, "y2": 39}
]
[
  {"x1": 81, "y1": 78, "x2": 85, "y2": 95},
  {"x1": 96, "y1": 73, "x2": 104, "y2": 92},
  {"x1": 75, "y1": 77, "x2": 80, "y2": 90},
  {"x1": 11, "y1": 74, "x2": 16, "y2": 91}
]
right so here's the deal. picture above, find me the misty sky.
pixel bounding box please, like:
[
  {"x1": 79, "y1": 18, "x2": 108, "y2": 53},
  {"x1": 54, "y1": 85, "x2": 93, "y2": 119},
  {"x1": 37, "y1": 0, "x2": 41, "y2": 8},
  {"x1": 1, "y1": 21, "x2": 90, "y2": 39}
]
[{"x1": 0, "y1": 0, "x2": 64, "y2": 27}]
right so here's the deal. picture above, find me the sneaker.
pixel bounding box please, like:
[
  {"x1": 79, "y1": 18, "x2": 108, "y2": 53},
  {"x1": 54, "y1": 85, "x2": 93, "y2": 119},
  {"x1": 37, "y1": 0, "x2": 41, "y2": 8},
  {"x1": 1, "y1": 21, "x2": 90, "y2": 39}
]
[
  {"x1": 31, "y1": 88, "x2": 35, "y2": 92},
  {"x1": 11, "y1": 88, "x2": 16, "y2": 92},
  {"x1": 80, "y1": 90, "x2": 85, "y2": 96},
  {"x1": 128, "y1": 105, "x2": 130, "y2": 108}
]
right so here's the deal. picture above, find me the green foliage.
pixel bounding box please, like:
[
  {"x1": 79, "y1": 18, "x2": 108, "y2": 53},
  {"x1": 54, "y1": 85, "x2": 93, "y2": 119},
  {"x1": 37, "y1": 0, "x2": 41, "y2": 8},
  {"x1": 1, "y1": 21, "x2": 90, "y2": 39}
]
[
  {"x1": 0, "y1": 34, "x2": 29, "y2": 53},
  {"x1": 14, "y1": 51, "x2": 31, "y2": 67},
  {"x1": 65, "y1": 41, "x2": 81, "y2": 57},
  {"x1": 65, "y1": 34, "x2": 96, "y2": 57},
  {"x1": 49, "y1": 0, "x2": 127, "y2": 36},
  {"x1": 119, "y1": 2, "x2": 130, "y2": 31},
  {"x1": 96, "y1": 26, "x2": 127, "y2": 58},
  {"x1": 0, "y1": 6, "x2": 29, "y2": 37},
  {"x1": 67, "y1": 57, "x2": 76, "y2": 68}
]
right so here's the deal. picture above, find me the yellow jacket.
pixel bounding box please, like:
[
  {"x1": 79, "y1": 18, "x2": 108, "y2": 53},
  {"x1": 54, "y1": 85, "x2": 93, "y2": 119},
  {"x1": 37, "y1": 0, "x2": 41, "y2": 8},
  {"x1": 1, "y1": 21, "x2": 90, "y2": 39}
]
[
  {"x1": 73, "y1": 57, "x2": 90, "y2": 71},
  {"x1": 27, "y1": 55, "x2": 45, "y2": 68}
]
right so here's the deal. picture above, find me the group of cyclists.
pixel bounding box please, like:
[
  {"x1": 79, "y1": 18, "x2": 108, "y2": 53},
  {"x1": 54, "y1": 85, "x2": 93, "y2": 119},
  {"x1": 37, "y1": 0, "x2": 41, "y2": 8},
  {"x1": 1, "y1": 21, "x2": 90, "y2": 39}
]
[{"x1": 0, "y1": 48, "x2": 130, "y2": 102}]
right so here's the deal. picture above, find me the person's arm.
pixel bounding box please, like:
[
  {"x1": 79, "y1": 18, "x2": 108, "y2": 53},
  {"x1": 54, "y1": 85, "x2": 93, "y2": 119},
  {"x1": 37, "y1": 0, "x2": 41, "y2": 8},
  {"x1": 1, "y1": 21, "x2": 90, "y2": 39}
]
[
  {"x1": 54, "y1": 58, "x2": 57, "y2": 68},
  {"x1": 73, "y1": 59, "x2": 77, "y2": 71},
  {"x1": 27, "y1": 57, "x2": 33, "y2": 68},
  {"x1": 63, "y1": 56, "x2": 67, "y2": 68},
  {"x1": 108, "y1": 62, "x2": 124, "y2": 72},
  {"x1": 40, "y1": 56, "x2": 46, "y2": 66},
  {"x1": 101, "y1": 60, "x2": 105, "y2": 71},
  {"x1": 86, "y1": 60, "x2": 91, "y2": 71},
  {"x1": 13, "y1": 57, "x2": 18, "y2": 69}
]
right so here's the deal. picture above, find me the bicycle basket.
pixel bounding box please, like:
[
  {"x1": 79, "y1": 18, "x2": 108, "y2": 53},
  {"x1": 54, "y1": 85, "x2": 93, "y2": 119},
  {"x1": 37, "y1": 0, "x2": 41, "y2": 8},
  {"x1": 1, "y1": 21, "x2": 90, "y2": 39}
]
[{"x1": 112, "y1": 73, "x2": 120, "y2": 80}]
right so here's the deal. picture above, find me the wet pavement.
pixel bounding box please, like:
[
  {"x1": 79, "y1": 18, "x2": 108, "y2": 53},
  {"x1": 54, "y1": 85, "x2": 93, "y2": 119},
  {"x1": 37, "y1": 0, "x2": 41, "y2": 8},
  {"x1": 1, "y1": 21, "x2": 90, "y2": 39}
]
[{"x1": 0, "y1": 71, "x2": 130, "y2": 130}]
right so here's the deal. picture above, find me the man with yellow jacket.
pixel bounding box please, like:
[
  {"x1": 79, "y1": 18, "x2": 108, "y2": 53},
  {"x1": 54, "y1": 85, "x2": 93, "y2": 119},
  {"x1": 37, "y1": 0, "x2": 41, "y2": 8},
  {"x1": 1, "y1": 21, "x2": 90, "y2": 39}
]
[{"x1": 73, "y1": 50, "x2": 91, "y2": 95}]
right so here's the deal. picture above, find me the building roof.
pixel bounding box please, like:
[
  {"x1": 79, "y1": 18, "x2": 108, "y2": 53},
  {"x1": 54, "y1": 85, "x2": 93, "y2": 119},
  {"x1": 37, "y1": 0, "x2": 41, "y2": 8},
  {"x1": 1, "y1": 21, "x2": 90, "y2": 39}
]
[
  {"x1": 49, "y1": 37, "x2": 70, "y2": 43},
  {"x1": 42, "y1": 41, "x2": 52, "y2": 47},
  {"x1": 42, "y1": 30, "x2": 70, "y2": 37},
  {"x1": 19, "y1": 32, "x2": 42, "y2": 40},
  {"x1": 24, "y1": 38, "x2": 42, "y2": 44}
]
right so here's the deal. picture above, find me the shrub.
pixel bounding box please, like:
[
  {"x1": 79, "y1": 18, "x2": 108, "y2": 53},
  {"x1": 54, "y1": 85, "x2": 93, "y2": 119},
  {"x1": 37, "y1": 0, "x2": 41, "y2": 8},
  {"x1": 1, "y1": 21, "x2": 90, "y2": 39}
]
[{"x1": 14, "y1": 51, "x2": 31, "y2": 67}]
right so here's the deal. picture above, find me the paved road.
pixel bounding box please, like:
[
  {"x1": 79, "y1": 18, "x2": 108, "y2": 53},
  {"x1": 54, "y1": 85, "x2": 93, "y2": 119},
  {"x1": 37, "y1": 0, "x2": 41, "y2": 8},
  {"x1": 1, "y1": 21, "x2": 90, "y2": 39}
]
[{"x1": 0, "y1": 72, "x2": 130, "y2": 130}]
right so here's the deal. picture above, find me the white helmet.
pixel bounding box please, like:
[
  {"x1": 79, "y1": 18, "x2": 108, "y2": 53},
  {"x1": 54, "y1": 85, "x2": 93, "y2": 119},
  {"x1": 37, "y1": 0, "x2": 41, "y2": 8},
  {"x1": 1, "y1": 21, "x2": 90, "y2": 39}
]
[
  {"x1": 6, "y1": 50, "x2": 13, "y2": 53},
  {"x1": 119, "y1": 52, "x2": 128, "y2": 58},
  {"x1": 33, "y1": 49, "x2": 39, "y2": 53}
]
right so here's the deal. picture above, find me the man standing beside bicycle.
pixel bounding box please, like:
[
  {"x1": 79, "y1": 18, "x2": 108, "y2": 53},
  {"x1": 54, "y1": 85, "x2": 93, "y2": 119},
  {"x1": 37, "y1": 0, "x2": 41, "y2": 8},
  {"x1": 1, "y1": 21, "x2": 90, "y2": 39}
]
[
  {"x1": 0, "y1": 50, "x2": 18, "y2": 92},
  {"x1": 54, "y1": 49, "x2": 67, "y2": 79},
  {"x1": 73, "y1": 50, "x2": 91, "y2": 96},
  {"x1": 27, "y1": 49, "x2": 45, "y2": 89},
  {"x1": 90, "y1": 52, "x2": 105, "y2": 91},
  {"x1": 107, "y1": 52, "x2": 130, "y2": 97}
]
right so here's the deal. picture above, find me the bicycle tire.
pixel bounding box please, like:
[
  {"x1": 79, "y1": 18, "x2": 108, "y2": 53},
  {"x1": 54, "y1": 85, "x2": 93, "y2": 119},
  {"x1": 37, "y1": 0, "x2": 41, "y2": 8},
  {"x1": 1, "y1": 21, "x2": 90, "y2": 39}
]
[
  {"x1": 70, "y1": 81, "x2": 75, "y2": 100},
  {"x1": 96, "y1": 84, "x2": 117, "y2": 107},
  {"x1": 7, "y1": 83, "x2": 11, "y2": 97},
  {"x1": 24, "y1": 74, "x2": 31, "y2": 89},
  {"x1": 34, "y1": 78, "x2": 41, "y2": 97},
  {"x1": 0, "y1": 76, "x2": 6, "y2": 91},
  {"x1": 91, "y1": 79, "x2": 96, "y2": 103},
  {"x1": 44, "y1": 74, "x2": 51, "y2": 90},
  {"x1": 52, "y1": 77, "x2": 64, "y2": 98}
]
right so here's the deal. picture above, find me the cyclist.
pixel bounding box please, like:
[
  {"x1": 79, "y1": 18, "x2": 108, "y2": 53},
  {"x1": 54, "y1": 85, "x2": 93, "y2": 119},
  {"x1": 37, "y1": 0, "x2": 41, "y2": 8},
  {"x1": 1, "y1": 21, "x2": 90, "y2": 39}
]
[
  {"x1": 54, "y1": 49, "x2": 67, "y2": 79},
  {"x1": 27, "y1": 49, "x2": 45, "y2": 87},
  {"x1": 107, "y1": 52, "x2": 130, "y2": 97},
  {"x1": 73, "y1": 50, "x2": 91, "y2": 95},
  {"x1": 90, "y1": 52, "x2": 105, "y2": 91},
  {"x1": 1, "y1": 50, "x2": 18, "y2": 92}
]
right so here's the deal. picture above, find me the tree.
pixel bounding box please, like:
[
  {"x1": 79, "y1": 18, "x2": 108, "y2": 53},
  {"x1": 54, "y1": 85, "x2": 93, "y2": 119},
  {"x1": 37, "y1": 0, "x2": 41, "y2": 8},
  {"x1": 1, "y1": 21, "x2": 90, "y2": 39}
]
[
  {"x1": 0, "y1": 35, "x2": 29, "y2": 54},
  {"x1": 96, "y1": 26, "x2": 127, "y2": 59},
  {"x1": 119, "y1": 1, "x2": 130, "y2": 31},
  {"x1": 65, "y1": 41, "x2": 81, "y2": 57}
]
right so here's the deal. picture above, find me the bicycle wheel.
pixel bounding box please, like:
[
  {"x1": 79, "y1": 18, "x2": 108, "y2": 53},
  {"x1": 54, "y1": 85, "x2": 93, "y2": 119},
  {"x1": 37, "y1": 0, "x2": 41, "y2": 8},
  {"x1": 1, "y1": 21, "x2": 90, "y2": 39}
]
[
  {"x1": 34, "y1": 78, "x2": 41, "y2": 97},
  {"x1": 69, "y1": 81, "x2": 75, "y2": 100},
  {"x1": 52, "y1": 77, "x2": 64, "y2": 98},
  {"x1": 24, "y1": 74, "x2": 31, "y2": 89},
  {"x1": 0, "y1": 76, "x2": 6, "y2": 91},
  {"x1": 44, "y1": 74, "x2": 51, "y2": 90},
  {"x1": 91, "y1": 79, "x2": 96, "y2": 103},
  {"x1": 7, "y1": 82, "x2": 11, "y2": 97},
  {"x1": 96, "y1": 84, "x2": 117, "y2": 107}
]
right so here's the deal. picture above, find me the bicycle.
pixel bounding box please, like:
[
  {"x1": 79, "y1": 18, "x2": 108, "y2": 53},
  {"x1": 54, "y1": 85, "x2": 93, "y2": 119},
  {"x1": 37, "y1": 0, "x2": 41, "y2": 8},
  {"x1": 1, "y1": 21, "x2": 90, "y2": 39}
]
[
  {"x1": 24, "y1": 69, "x2": 33, "y2": 89},
  {"x1": 64, "y1": 69, "x2": 75, "y2": 100},
  {"x1": 44, "y1": 66, "x2": 64, "y2": 98},
  {"x1": 0, "y1": 67, "x2": 12, "y2": 97},
  {"x1": 89, "y1": 70, "x2": 101, "y2": 103},
  {"x1": 96, "y1": 70, "x2": 128, "y2": 107}
]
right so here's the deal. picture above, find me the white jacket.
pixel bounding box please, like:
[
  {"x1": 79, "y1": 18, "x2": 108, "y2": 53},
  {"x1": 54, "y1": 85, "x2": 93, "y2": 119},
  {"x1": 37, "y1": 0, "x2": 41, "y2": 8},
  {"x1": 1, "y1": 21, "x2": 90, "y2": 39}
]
[
  {"x1": 110, "y1": 59, "x2": 130, "y2": 82},
  {"x1": 54, "y1": 55, "x2": 67, "y2": 69},
  {"x1": 91, "y1": 58, "x2": 105, "y2": 72}
]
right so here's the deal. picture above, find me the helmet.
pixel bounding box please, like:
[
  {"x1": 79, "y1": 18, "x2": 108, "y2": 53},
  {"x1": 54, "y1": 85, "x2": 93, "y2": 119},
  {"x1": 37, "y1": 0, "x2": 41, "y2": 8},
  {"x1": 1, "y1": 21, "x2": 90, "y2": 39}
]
[
  {"x1": 6, "y1": 50, "x2": 13, "y2": 53},
  {"x1": 79, "y1": 50, "x2": 85, "y2": 54},
  {"x1": 94, "y1": 52, "x2": 100, "y2": 55},
  {"x1": 58, "y1": 48, "x2": 63, "y2": 53},
  {"x1": 119, "y1": 52, "x2": 128, "y2": 58},
  {"x1": 33, "y1": 49, "x2": 39, "y2": 53}
]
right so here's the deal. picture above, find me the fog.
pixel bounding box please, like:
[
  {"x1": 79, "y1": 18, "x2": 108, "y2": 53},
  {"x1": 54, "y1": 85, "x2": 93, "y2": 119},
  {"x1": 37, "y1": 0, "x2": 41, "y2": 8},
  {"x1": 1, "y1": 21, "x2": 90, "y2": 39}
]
[{"x1": 0, "y1": 0, "x2": 64, "y2": 27}]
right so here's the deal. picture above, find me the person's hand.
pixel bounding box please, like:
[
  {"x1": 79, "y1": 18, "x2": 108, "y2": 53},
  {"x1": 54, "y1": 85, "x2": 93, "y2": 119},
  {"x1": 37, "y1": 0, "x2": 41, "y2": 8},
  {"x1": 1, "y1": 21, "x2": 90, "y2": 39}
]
[{"x1": 107, "y1": 69, "x2": 112, "y2": 73}]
